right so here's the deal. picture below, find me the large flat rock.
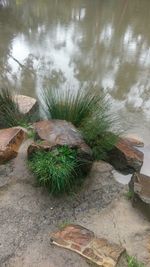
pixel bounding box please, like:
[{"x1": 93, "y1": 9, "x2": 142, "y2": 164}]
[
  {"x1": 0, "y1": 127, "x2": 26, "y2": 164},
  {"x1": 50, "y1": 224, "x2": 126, "y2": 267},
  {"x1": 33, "y1": 120, "x2": 92, "y2": 155}
]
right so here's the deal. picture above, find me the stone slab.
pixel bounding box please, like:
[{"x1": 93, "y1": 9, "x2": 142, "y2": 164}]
[{"x1": 50, "y1": 224, "x2": 125, "y2": 267}]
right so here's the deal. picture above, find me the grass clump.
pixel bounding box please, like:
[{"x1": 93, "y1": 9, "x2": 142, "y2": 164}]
[
  {"x1": 28, "y1": 146, "x2": 84, "y2": 195},
  {"x1": 127, "y1": 255, "x2": 145, "y2": 267},
  {"x1": 42, "y1": 87, "x2": 103, "y2": 127},
  {"x1": 80, "y1": 116, "x2": 118, "y2": 160},
  {"x1": 0, "y1": 88, "x2": 29, "y2": 128},
  {"x1": 42, "y1": 87, "x2": 119, "y2": 160}
]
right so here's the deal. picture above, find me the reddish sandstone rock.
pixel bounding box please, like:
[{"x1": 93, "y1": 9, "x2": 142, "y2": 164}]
[
  {"x1": 50, "y1": 224, "x2": 126, "y2": 267},
  {"x1": 122, "y1": 134, "x2": 144, "y2": 147},
  {"x1": 28, "y1": 120, "x2": 92, "y2": 172},
  {"x1": 14, "y1": 94, "x2": 38, "y2": 116},
  {"x1": 0, "y1": 127, "x2": 26, "y2": 164},
  {"x1": 108, "y1": 137, "x2": 144, "y2": 173},
  {"x1": 129, "y1": 172, "x2": 150, "y2": 205},
  {"x1": 33, "y1": 120, "x2": 91, "y2": 155}
]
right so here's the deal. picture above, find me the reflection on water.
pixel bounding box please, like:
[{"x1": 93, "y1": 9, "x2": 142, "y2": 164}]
[{"x1": 0, "y1": 0, "x2": 150, "y2": 141}]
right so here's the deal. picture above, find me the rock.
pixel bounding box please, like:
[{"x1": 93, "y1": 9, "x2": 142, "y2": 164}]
[
  {"x1": 108, "y1": 137, "x2": 144, "y2": 173},
  {"x1": 50, "y1": 224, "x2": 126, "y2": 267},
  {"x1": 0, "y1": 127, "x2": 26, "y2": 164},
  {"x1": 14, "y1": 94, "x2": 38, "y2": 116},
  {"x1": 129, "y1": 172, "x2": 150, "y2": 205},
  {"x1": 122, "y1": 133, "x2": 144, "y2": 147},
  {"x1": 28, "y1": 120, "x2": 93, "y2": 172}
]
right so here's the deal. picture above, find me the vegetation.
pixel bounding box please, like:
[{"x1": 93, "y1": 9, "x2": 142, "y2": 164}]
[
  {"x1": 42, "y1": 87, "x2": 102, "y2": 127},
  {"x1": 58, "y1": 220, "x2": 72, "y2": 229},
  {"x1": 28, "y1": 146, "x2": 85, "y2": 195},
  {"x1": 0, "y1": 88, "x2": 29, "y2": 128},
  {"x1": 127, "y1": 255, "x2": 145, "y2": 267},
  {"x1": 42, "y1": 87, "x2": 119, "y2": 160},
  {"x1": 80, "y1": 116, "x2": 118, "y2": 160},
  {"x1": 125, "y1": 189, "x2": 134, "y2": 200}
]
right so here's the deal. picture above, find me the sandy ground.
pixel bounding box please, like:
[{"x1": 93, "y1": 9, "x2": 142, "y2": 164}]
[{"x1": 0, "y1": 140, "x2": 150, "y2": 267}]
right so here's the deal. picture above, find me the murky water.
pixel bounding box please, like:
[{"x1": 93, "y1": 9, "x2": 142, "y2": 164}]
[{"x1": 0, "y1": 0, "x2": 150, "y2": 143}]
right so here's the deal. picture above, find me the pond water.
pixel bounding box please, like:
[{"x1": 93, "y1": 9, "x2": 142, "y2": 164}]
[{"x1": 0, "y1": 0, "x2": 150, "y2": 144}]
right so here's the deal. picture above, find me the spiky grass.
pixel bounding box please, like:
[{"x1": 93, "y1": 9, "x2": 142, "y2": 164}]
[
  {"x1": 42, "y1": 87, "x2": 104, "y2": 127},
  {"x1": 0, "y1": 88, "x2": 29, "y2": 128},
  {"x1": 28, "y1": 146, "x2": 84, "y2": 195}
]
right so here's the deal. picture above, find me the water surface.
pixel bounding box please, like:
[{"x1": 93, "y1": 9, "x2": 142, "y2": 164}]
[{"x1": 0, "y1": 0, "x2": 150, "y2": 143}]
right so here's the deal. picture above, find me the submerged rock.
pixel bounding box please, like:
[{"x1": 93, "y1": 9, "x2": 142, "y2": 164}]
[
  {"x1": 108, "y1": 137, "x2": 144, "y2": 173},
  {"x1": 129, "y1": 172, "x2": 150, "y2": 205},
  {"x1": 14, "y1": 94, "x2": 38, "y2": 116},
  {"x1": 28, "y1": 120, "x2": 93, "y2": 172},
  {"x1": 0, "y1": 127, "x2": 26, "y2": 164},
  {"x1": 50, "y1": 224, "x2": 126, "y2": 267}
]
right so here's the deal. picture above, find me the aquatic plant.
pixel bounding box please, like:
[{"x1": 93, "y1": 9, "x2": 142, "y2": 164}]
[{"x1": 28, "y1": 146, "x2": 85, "y2": 195}]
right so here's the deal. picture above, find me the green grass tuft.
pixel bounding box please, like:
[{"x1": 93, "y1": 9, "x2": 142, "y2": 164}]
[
  {"x1": 80, "y1": 116, "x2": 118, "y2": 160},
  {"x1": 125, "y1": 190, "x2": 134, "y2": 200},
  {"x1": 127, "y1": 255, "x2": 145, "y2": 267},
  {"x1": 42, "y1": 87, "x2": 104, "y2": 127},
  {"x1": 28, "y1": 146, "x2": 85, "y2": 195}
]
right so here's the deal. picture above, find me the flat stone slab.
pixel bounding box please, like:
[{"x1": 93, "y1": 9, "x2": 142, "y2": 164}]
[
  {"x1": 129, "y1": 172, "x2": 150, "y2": 205},
  {"x1": 108, "y1": 137, "x2": 144, "y2": 173},
  {"x1": 14, "y1": 95, "x2": 38, "y2": 116},
  {"x1": 0, "y1": 127, "x2": 26, "y2": 164},
  {"x1": 50, "y1": 224, "x2": 126, "y2": 267}
]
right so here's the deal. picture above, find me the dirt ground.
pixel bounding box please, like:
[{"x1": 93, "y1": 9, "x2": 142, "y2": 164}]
[{"x1": 0, "y1": 140, "x2": 150, "y2": 267}]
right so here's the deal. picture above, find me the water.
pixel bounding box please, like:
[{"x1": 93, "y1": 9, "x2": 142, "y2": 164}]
[{"x1": 0, "y1": 1, "x2": 150, "y2": 143}]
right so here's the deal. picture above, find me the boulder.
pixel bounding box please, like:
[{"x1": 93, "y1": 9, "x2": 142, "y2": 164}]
[
  {"x1": 122, "y1": 133, "x2": 144, "y2": 147},
  {"x1": 28, "y1": 120, "x2": 93, "y2": 172},
  {"x1": 0, "y1": 127, "x2": 26, "y2": 164},
  {"x1": 14, "y1": 94, "x2": 38, "y2": 116},
  {"x1": 108, "y1": 137, "x2": 144, "y2": 173},
  {"x1": 129, "y1": 172, "x2": 150, "y2": 205},
  {"x1": 50, "y1": 224, "x2": 126, "y2": 267}
]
